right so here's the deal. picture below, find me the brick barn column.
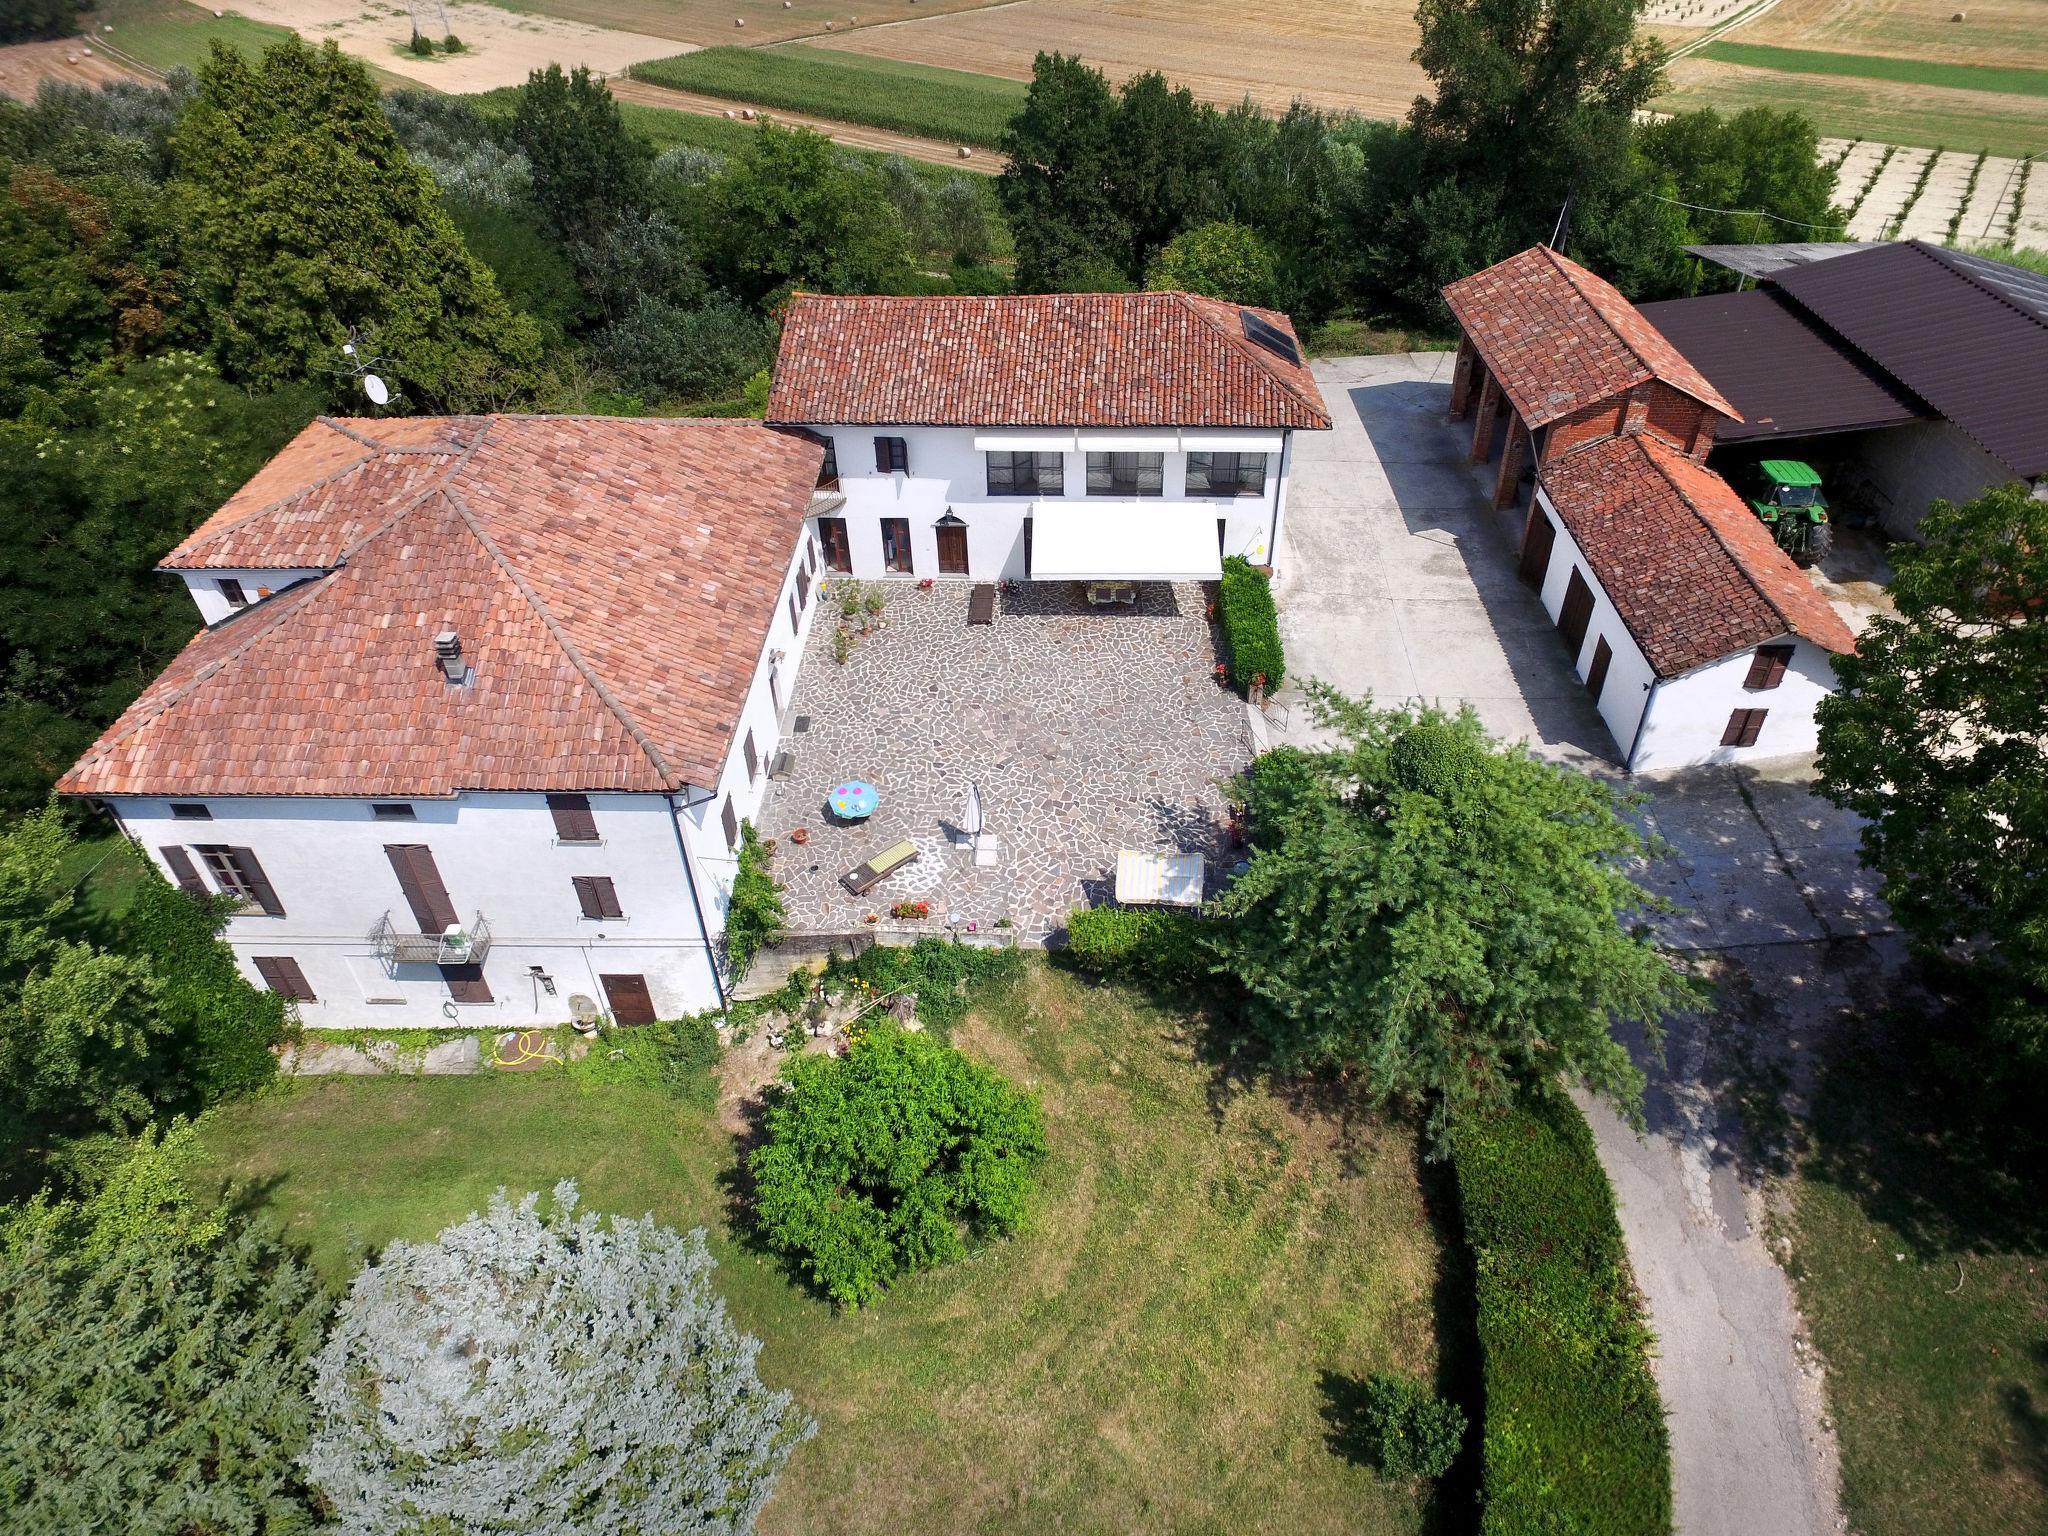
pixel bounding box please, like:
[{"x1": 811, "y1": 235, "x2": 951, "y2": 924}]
[
  {"x1": 1494, "y1": 414, "x2": 1530, "y2": 509},
  {"x1": 1448, "y1": 335, "x2": 1479, "y2": 419},
  {"x1": 1469, "y1": 371, "x2": 1500, "y2": 464}
]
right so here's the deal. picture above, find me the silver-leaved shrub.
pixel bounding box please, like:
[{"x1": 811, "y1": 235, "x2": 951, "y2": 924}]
[{"x1": 305, "y1": 1181, "x2": 812, "y2": 1534}]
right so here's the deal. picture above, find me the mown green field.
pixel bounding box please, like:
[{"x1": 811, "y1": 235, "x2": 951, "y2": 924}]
[
  {"x1": 630, "y1": 43, "x2": 1027, "y2": 148},
  {"x1": 89, "y1": 0, "x2": 296, "y2": 75},
  {"x1": 192, "y1": 961, "x2": 1451, "y2": 1536},
  {"x1": 1656, "y1": 65, "x2": 2048, "y2": 157},
  {"x1": 1698, "y1": 40, "x2": 2048, "y2": 98}
]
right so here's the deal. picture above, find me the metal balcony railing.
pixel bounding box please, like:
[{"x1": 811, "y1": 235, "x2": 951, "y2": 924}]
[
  {"x1": 370, "y1": 911, "x2": 492, "y2": 967},
  {"x1": 809, "y1": 488, "x2": 847, "y2": 515}
]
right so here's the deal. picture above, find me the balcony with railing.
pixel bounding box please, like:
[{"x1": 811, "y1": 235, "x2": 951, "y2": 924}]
[{"x1": 370, "y1": 911, "x2": 492, "y2": 967}]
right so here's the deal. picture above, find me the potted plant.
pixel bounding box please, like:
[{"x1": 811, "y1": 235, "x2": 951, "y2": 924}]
[
  {"x1": 889, "y1": 899, "x2": 930, "y2": 920},
  {"x1": 789, "y1": 827, "x2": 810, "y2": 846}
]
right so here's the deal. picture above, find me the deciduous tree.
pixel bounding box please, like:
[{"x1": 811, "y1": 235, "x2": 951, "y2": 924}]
[
  {"x1": 1815, "y1": 482, "x2": 2048, "y2": 1067},
  {"x1": 306, "y1": 1183, "x2": 810, "y2": 1534},
  {"x1": 997, "y1": 51, "x2": 1130, "y2": 292},
  {"x1": 698, "y1": 122, "x2": 909, "y2": 304},
  {"x1": 1209, "y1": 691, "x2": 1700, "y2": 1142},
  {"x1": 1147, "y1": 220, "x2": 1279, "y2": 306},
  {"x1": 506, "y1": 63, "x2": 650, "y2": 241}
]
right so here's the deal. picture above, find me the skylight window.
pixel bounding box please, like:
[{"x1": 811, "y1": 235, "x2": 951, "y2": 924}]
[{"x1": 1240, "y1": 309, "x2": 1300, "y2": 365}]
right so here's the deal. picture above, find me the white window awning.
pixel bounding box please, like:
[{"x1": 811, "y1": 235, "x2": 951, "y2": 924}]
[
  {"x1": 1179, "y1": 431, "x2": 1284, "y2": 453},
  {"x1": 1075, "y1": 430, "x2": 1181, "y2": 452},
  {"x1": 1030, "y1": 501, "x2": 1224, "y2": 581},
  {"x1": 973, "y1": 431, "x2": 1078, "y2": 452}
]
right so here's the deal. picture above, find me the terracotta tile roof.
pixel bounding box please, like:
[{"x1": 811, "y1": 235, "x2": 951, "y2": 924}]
[
  {"x1": 765, "y1": 291, "x2": 1331, "y2": 430},
  {"x1": 61, "y1": 417, "x2": 825, "y2": 798},
  {"x1": 1538, "y1": 434, "x2": 1856, "y2": 678},
  {"x1": 1443, "y1": 246, "x2": 1738, "y2": 429}
]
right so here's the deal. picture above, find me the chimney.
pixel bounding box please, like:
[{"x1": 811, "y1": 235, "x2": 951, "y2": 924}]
[{"x1": 433, "y1": 630, "x2": 466, "y2": 684}]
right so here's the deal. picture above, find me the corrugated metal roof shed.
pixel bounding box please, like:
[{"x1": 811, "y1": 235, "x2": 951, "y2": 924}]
[
  {"x1": 1770, "y1": 241, "x2": 2048, "y2": 476},
  {"x1": 1638, "y1": 288, "x2": 1929, "y2": 442},
  {"x1": 1686, "y1": 242, "x2": 1884, "y2": 279}
]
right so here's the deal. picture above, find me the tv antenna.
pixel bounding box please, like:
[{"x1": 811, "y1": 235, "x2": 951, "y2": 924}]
[{"x1": 335, "y1": 327, "x2": 398, "y2": 408}]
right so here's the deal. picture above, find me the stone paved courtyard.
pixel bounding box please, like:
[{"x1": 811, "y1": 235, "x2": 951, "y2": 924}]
[{"x1": 756, "y1": 580, "x2": 1252, "y2": 940}]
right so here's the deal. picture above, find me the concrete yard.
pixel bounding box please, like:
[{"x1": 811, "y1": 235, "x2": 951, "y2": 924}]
[{"x1": 755, "y1": 579, "x2": 1250, "y2": 942}]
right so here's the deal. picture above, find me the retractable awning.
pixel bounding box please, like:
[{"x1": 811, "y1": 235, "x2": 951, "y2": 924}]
[{"x1": 1030, "y1": 501, "x2": 1224, "y2": 581}]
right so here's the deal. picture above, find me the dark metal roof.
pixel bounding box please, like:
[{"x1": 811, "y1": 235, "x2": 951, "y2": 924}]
[
  {"x1": 1770, "y1": 241, "x2": 2048, "y2": 476},
  {"x1": 1638, "y1": 288, "x2": 1929, "y2": 443},
  {"x1": 1686, "y1": 242, "x2": 1884, "y2": 279}
]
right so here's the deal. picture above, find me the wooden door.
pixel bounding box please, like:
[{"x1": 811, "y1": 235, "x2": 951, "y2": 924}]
[
  {"x1": 1518, "y1": 506, "x2": 1556, "y2": 588},
  {"x1": 601, "y1": 973, "x2": 658, "y2": 1025},
  {"x1": 936, "y1": 522, "x2": 969, "y2": 575},
  {"x1": 1557, "y1": 569, "x2": 1594, "y2": 659},
  {"x1": 1584, "y1": 635, "x2": 1613, "y2": 704},
  {"x1": 818, "y1": 517, "x2": 852, "y2": 573},
  {"x1": 384, "y1": 844, "x2": 456, "y2": 933}
]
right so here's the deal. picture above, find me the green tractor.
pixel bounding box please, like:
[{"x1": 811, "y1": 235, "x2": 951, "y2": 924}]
[{"x1": 1746, "y1": 459, "x2": 1833, "y2": 566}]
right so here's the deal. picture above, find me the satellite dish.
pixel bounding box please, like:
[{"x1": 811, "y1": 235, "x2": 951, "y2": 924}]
[
  {"x1": 341, "y1": 341, "x2": 357, "y2": 357},
  {"x1": 362, "y1": 373, "x2": 391, "y2": 405}
]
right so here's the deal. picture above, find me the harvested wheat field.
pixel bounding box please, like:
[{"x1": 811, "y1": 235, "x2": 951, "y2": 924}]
[
  {"x1": 0, "y1": 37, "x2": 154, "y2": 100},
  {"x1": 1737, "y1": 0, "x2": 2048, "y2": 72},
  {"x1": 490, "y1": 0, "x2": 1005, "y2": 47},
  {"x1": 813, "y1": 0, "x2": 1428, "y2": 116}
]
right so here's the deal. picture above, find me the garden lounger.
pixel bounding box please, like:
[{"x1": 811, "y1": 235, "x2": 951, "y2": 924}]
[
  {"x1": 841, "y1": 839, "x2": 919, "y2": 896},
  {"x1": 968, "y1": 584, "x2": 996, "y2": 625},
  {"x1": 1114, "y1": 850, "x2": 1205, "y2": 907}
]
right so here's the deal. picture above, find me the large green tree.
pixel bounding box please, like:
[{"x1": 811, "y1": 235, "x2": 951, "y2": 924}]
[
  {"x1": 170, "y1": 37, "x2": 541, "y2": 409},
  {"x1": 997, "y1": 52, "x2": 1131, "y2": 293},
  {"x1": 1210, "y1": 691, "x2": 1700, "y2": 1141},
  {"x1": 1815, "y1": 483, "x2": 2048, "y2": 1068},
  {"x1": 698, "y1": 122, "x2": 909, "y2": 305},
  {"x1": 505, "y1": 63, "x2": 650, "y2": 243}
]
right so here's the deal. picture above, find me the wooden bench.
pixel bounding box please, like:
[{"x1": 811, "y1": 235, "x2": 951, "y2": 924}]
[
  {"x1": 840, "y1": 839, "x2": 919, "y2": 896},
  {"x1": 968, "y1": 584, "x2": 996, "y2": 625}
]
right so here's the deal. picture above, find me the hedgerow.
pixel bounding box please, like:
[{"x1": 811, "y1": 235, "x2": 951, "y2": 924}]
[
  {"x1": 724, "y1": 820, "x2": 784, "y2": 980},
  {"x1": 1061, "y1": 905, "x2": 1212, "y2": 987},
  {"x1": 1218, "y1": 556, "x2": 1285, "y2": 694},
  {"x1": 1452, "y1": 1091, "x2": 1671, "y2": 1535}
]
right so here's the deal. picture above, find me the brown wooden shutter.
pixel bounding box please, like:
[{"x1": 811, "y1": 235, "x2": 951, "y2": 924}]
[
  {"x1": 1518, "y1": 506, "x2": 1557, "y2": 588},
  {"x1": 1584, "y1": 636, "x2": 1613, "y2": 703},
  {"x1": 743, "y1": 730, "x2": 759, "y2": 781},
  {"x1": 601, "y1": 973, "x2": 658, "y2": 1025},
  {"x1": 1722, "y1": 708, "x2": 1769, "y2": 748},
  {"x1": 440, "y1": 963, "x2": 492, "y2": 1003},
  {"x1": 547, "y1": 793, "x2": 598, "y2": 841},
  {"x1": 252, "y1": 955, "x2": 315, "y2": 1001},
  {"x1": 874, "y1": 436, "x2": 906, "y2": 473},
  {"x1": 721, "y1": 797, "x2": 739, "y2": 850},
  {"x1": 797, "y1": 567, "x2": 811, "y2": 607},
  {"x1": 1557, "y1": 569, "x2": 1595, "y2": 657},
  {"x1": 1743, "y1": 645, "x2": 1793, "y2": 691},
  {"x1": 789, "y1": 592, "x2": 800, "y2": 631},
  {"x1": 230, "y1": 847, "x2": 284, "y2": 916},
  {"x1": 384, "y1": 844, "x2": 457, "y2": 933},
  {"x1": 160, "y1": 846, "x2": 208, "y2": 895},
  {"x1": 572, "y1": 876, "x2": 623, "y2": 920}
]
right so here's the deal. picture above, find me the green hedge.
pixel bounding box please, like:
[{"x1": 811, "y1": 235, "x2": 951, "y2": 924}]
[
  {"x1": 1218, "y1": 556, "x2": 1285, "y2": 694},
  {"x1": 1062, "y1": 905, "x2": 1211, "y2": 986},
  {"x1": 1452, "y1": 1092, "x2": 1671, "y2": 1536}
]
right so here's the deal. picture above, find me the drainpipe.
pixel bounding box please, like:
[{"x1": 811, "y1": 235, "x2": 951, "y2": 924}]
[
  {"x1": 664, "y1": 790, "x2": 729, "y2": 1019},
  {"x1": 1624, "y1": 679, "x2": 1660, "y2": 774}
]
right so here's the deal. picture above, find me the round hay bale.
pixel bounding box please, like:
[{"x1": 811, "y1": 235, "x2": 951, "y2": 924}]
[
  {"x1": 958, "y1": 145, "x2": 972, "y2": 158},
  {"x1": 1951, "y1": 9, "x2": 1966, "y2": 18},
  {"x1": 81, "y1": 46, "x2": 92, "y2": 54},
  {"x1": 734, "y1": 14, "x2": 745, "y2": 24},
  {"x1": 741, "y1": 107, "x2": 756, "y2": 119},
  {"x1": 66, "y1": 52, "x2": 78, "y2": 63},
  {"x1": 723, "y1": 108, "x2": 737, "y2": 118}
]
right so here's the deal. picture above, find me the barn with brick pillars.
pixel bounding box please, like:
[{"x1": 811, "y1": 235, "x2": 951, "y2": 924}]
[{"x1": 1442, "y1": 245, "x2": 1740, "y2": 510}]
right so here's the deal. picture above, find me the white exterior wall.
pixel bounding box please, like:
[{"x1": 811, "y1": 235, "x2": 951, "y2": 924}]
[
  {"x1": 798, "y1": 424, "x2": 1290, "y2": 581},
  {"x1": 1848, "y1": 420, "x2": 2026, "y2": 542},
  {"x1": 180, "y1": 568, "x2": 326, "y2": 626},
  {"x1": 113, "y1": 791, "x2": 723, "y2": 1028},
  {"x1": 1531, "y1": 489, "x2": 1841, "y2": 771}
]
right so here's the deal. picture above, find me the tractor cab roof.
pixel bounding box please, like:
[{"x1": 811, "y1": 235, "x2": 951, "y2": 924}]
[{"x1": 1758, "y1": 459, "x2": 1824, "y2": 486}]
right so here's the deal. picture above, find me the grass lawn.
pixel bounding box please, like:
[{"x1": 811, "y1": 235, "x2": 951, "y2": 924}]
[
  {"x1": 1776, "y1": 1021, "x2": 2048, "y2": 1536},
  {"x1": 630, "y1": 44, "x2": 1027, "y2": 149},
  {"x1": 191, "y1": 961, "x2": 1451, "y2": 1535},
  {"x1": 1698, "y1": 40, "x2": 2048, "y2": 98},
  {"x1": 87, "y1": 0, "x2": 298, "y2": 75}
]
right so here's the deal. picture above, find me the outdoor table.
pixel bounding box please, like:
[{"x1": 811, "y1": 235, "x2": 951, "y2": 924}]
[{"x1": 830, "y1": 780, "x2": 880, "y2": 820}]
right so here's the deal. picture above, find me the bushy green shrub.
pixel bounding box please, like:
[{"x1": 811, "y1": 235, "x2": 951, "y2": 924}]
[
  {"x1": 749, "y1": 1025, "x2": 1047, "y2": 1307},
  {"x1": 723, "y1": 821, "x2": 784, "y2": 981},
  {"x1": 825, "y1": 937, "x2": 1022, "y2": 1036},
  {"x1": 1218, "y1": 555, "x2": 1285, "y2": 694},
  {"x1": 1452, "y1": 1092, "x2": 1671, "y2": 1535},
  {"x1": 569, "y1": 1014, "x2": 721, "y2": 1108},
  {"x1": 1062, "y1": 905, "x2": 1211, "y2": 986},
  {"x1": 1360, "y1": 1371, "x2": 1466, "y2": 1481}
]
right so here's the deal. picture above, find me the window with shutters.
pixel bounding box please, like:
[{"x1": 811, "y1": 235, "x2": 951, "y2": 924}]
[
  {"x1": 796, "y1": 566, "x2": 811, "y2": 610},
  {"x1": 1742, "y1": 645, "x2": 1794, "y2": 691},
  {"x1": 440, "y1": 963, "x2": 493, "y2": 1004},
  {"x1": 789, "y1": 591, "x2": 801, "y2": 631},
  {"x1": 1085, "y1": 452, "x2": 1164, "y2": 496},
  {"x1": 194, "y1": 845, "x2": 283, "y2": 915},
  {"x1": 383, "y1": 844, "x2": 456, "y2": 933},
  {"x1": 880, "y1": 517, "x2": 914, "y2": 573},
  {"x1": 817, "y1": 439, "x2": 839, "y2": 489},
  {"x1": 986, "y1": 451, "x2": 1063, "y2": 497},
  {"x1": 721, "y1": 797, "x2": 739, "y2": 851},
  {"x1": 371, "y1": 802, "x2": 416, "y2": 821},
  {"x1": 1185, "y1": 452, "x2": 1268, "y2": 497},
  {"x1": 160, "y1": 846, "x2": 208, "y2": 895},
  {"x1": 743, "y1": 730, "x2": 760, "y2": 781},
  {"x1": 547, "y1": 793, "x2": 598, "y2": 842},
  {"x1": 253, "y1": 956, "x2": 315, "y2": 1001},
  {"x1": 171, "y1": 802, "x2": 212, "y2": 820},
  {"x1": 1722, "y1": 708, "x2": 1769, "y2": 748},
  {"x1": 874, "y1": 436, "x2": 909, "y2": 474},
  {"x1": 217, "y1": 578, "x2": 247, "y2": 609},
  {"x1": 572, "y1": 876, "x2": 624, "y2": 920}
]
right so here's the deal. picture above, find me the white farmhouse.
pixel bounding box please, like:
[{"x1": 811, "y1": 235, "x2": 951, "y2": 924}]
[
  {"x1": 764, "y1": 291, "x2": 1331, "y2": 586},
  {"x1": 59, "y1": 415, "x2": 830, "y2": 1028}
]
